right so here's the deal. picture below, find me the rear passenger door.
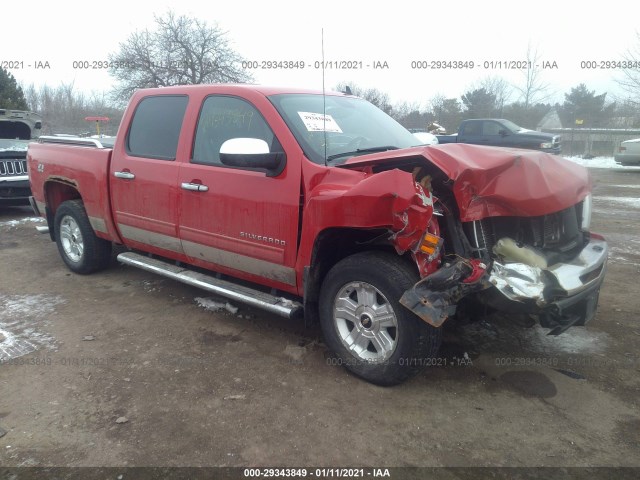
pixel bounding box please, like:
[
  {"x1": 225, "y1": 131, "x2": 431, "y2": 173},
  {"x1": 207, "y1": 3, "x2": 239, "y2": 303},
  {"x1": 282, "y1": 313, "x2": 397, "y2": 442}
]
[
  {"x1": 177, "y1": 95, "x2": 301, "y2": 290},
  {"x1": 110, "y1": 95, "x2": 188, "y2": 256}
]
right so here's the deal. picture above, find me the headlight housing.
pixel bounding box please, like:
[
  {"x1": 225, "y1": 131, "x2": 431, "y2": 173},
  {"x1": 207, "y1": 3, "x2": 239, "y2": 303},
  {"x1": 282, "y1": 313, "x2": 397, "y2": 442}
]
[
  {"x1": 581, "y1": 194, "x2": 592, "y2": 230},
  {"x1": 540, "y1": 142, "x2": 553, "y2": 149}
]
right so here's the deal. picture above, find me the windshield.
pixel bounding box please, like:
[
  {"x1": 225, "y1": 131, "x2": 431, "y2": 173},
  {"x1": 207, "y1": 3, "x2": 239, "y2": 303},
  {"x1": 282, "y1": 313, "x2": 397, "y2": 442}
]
[
  {"x1": 0, "y1": 139, "x2": 30, "y2": 151},
  {"x1": 268, "y1": 94, "x2": 421, "y2": 164}
]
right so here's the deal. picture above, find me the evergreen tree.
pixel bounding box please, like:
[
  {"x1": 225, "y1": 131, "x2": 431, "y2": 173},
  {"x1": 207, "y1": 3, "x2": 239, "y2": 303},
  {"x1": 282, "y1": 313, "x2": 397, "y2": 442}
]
[
  {"x1": 558, "y1": 84, "x2": 616, "y2": 127},
  {"x1": 461, "y1": 88, "x2": 497, "y2": 118},
  {"x1": 0, "y1": 67, "x2": 28, "y2": 110}
]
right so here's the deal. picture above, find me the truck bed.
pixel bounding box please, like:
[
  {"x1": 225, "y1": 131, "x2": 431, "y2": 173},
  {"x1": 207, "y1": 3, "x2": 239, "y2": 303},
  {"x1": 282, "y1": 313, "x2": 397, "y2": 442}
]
[{"x1": 27, "y1": 137, "x2": 121, "y2": 243}]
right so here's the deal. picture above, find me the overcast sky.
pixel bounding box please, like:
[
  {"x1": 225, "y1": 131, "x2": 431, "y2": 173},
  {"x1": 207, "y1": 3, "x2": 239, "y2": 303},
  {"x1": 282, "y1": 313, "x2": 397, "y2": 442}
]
[{"x1": 3, "y1": 0, "x2": 638, "y2": 108}]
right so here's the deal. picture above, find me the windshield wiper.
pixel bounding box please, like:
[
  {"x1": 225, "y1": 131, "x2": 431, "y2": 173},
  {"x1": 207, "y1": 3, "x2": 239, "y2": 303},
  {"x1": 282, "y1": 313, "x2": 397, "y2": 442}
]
[{"x1": 326, "y1": 146, "x2": 399, "y2": 162}]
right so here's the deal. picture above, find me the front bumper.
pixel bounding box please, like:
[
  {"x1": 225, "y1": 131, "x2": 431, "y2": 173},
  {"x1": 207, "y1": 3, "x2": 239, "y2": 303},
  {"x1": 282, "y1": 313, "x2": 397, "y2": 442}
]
[
  {"x1": 488, "y1": 235, "x2": 607, "y2": 331},
  {"x1": 614, "y1": 153, "x2": 640, "y2": 166},
  {"x1": 541, "y1": 146, "x2": 562, "y2": 155},
  {"x1": 0, "y1": 177, "x2": 31, "y2": 205}
]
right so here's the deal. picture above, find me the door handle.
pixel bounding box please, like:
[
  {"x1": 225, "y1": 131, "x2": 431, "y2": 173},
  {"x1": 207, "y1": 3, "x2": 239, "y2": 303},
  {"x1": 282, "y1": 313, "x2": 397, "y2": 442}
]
[
  {"x1": 181, "y1": 182, "x2": 209, "y2": 192},
  {"x1": 114, "y1": 171, "x2": 135, "y2": 179}
]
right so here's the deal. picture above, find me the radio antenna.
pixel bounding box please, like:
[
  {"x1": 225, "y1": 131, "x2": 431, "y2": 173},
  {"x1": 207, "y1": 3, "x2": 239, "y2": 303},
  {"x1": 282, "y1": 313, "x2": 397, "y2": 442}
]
[{"x1": 322, "y1": 28, "x2": 327, "y2": 165}]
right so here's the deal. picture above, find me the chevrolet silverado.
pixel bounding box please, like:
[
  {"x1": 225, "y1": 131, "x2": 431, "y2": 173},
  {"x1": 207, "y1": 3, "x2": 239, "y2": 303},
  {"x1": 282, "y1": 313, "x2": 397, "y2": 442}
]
[{"x1": 27, "y1": 85, "x2": 606, "y2": 385}]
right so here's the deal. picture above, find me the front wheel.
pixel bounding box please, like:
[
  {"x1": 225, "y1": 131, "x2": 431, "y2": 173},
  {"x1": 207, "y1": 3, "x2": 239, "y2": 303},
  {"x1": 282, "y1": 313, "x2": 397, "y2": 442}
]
[
  {"x1": 319, "y1": 251, "x2": 442, "y2": 386},
  {"x1": 54, "y1": 200, "x2": 112, "y2": 274}
]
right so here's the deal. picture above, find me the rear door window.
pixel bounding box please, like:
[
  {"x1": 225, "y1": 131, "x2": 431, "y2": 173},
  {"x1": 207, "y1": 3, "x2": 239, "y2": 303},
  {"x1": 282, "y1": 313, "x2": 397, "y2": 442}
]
[
  {"x1": 127, "y1": 95, "x2": 188, "y2": 160},
  {"x1": 462, "y1": 121, "x2": 481, "y2": 136}
]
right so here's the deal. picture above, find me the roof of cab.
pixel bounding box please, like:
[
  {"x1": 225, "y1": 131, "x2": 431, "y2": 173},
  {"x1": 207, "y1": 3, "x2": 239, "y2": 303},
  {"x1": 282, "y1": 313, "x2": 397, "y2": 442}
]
[{"x1": 133, "y1": 84, "x2": 348, "y2": 97}]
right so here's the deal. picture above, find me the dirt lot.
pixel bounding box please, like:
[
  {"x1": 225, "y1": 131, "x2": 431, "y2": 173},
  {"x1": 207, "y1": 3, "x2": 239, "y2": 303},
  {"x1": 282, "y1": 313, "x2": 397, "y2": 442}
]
[{"x1": 0, "y1": 168, "x2": 639, "y2": 470}]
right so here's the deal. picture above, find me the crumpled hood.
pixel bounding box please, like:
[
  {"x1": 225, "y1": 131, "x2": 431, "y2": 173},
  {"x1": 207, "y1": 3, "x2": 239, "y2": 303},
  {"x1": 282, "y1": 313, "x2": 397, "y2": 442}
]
[{"x1": 341, "y1": 143, "x2": 592, "y2": 221}]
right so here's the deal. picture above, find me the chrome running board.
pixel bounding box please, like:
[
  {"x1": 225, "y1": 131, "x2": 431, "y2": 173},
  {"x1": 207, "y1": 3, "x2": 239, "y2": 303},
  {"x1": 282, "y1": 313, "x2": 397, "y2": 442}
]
[{"x1": 117, "y1": 252, "x2": 303, "y2": 319}]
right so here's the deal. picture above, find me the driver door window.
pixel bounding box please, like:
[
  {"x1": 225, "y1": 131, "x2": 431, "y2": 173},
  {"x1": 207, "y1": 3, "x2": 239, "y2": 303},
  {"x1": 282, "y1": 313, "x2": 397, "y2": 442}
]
[
  {"x1": 192, "y1": 96, "x2": 282, "y2": 166},
  {"x1": 482, "y1": 121, "x2": 502, "y2": 136}
]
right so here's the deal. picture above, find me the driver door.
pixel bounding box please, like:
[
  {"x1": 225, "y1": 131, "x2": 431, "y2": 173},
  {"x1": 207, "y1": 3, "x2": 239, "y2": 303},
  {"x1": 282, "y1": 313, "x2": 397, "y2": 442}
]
[{"x1": 177, "y1": 95, "x2": 300, "y2": 290}]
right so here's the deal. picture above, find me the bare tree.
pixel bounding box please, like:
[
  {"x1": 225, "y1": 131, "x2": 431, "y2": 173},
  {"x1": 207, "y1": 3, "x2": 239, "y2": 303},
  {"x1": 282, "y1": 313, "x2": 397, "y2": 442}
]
[
  {"x1": 478, "y1": 76, "x2": 512, "y2": 114},
  {"x1": 108, "y1": 11, "x2": 253, "y2": 103},
  {"x1": 615, "y1": 31, "x2": 640, "y2": 105},
  {"x1": 20, "y1": 82, "x2": 123, "y2": 135},
  {"x1": 334, "y1": 82, "x2": 393, "y2": 114},
  {"x1": 513, "y1": 44, "x2": 553, "y2": 108}
]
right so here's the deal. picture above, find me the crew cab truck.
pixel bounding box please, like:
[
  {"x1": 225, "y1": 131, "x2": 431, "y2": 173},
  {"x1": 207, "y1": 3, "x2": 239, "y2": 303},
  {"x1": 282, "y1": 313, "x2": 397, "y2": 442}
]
[
  {"x1": 436, "y1": 119, "x2": 562, "y2": 154},
  {"x1": 27, "y1": 85, "x2": 606, "y2": 385}
]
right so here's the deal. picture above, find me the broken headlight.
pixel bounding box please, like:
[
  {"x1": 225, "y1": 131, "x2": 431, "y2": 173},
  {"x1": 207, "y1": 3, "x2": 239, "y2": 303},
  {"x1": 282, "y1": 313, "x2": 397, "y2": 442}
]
[{"x1": 580, "y1": 194, "x2": 592, "y2": 231}]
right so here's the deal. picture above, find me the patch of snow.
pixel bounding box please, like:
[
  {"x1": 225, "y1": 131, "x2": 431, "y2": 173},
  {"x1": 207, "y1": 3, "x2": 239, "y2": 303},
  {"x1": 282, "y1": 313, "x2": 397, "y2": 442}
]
[
  {"x1": 609, "y1": 185, "x2": 640, "y2": 189},
  {"x1": 0, "y1": 147, "x2": 28, "y2": 152},
  {"x1": 195, "y1": 297, "x2": 239, "y2": 314},
  {"x1": 276, "y1": 297, "x2": 297, "y2": 308},
  {"x1": 563, "y1": 156, "x2": 640, "y2": 170},
  {"x1": 2, "y1": 294, "x2": 65, "y2": 319},
  {"x1": 609, "y1": 244, "x2": 640, "y2": 265},
  {"x1": 524, "y1": 325, "x2": 609, "y2": 355},
  {"x1": 0, "y1": 217, "x2": 45, "y2": 228},
  {"x1": 594, "y1": 196, "x2": 640, "y2": 208},
  {"x1": 0, "y1": 294, "x2": 65, "y2": 361},
  {"x1": 459, "y1": 319, "x2": 609, "y2": 356},
  {"x1": 141, "y1": 279, "x2": 163, "y2": 293}
]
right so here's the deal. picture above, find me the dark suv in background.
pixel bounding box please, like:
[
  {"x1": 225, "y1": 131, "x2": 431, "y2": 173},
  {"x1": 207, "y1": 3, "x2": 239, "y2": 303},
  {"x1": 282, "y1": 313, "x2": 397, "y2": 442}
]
[{"x1": 0, "y1": 109, "x2": 42, "y2": 206}]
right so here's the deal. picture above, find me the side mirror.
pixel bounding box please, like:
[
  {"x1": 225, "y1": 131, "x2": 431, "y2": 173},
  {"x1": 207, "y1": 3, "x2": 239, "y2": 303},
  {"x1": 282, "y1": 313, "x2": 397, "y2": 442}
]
[
  {"x1": 219, "y1": 138, "x2": 285, "y2": 175},
  {"x1": 498, "y1": 129, "x2": 508, "y2": 136}
]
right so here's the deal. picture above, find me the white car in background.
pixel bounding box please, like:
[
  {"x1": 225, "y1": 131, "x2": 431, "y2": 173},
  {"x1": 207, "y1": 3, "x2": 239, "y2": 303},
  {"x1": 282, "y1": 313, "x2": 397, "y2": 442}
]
[
  {"x1": 614, "y1": 138, "x2": 640, "y2": 166},
  {"x1": 412, "y1": 131, "x2": 439, "y2": 145}
]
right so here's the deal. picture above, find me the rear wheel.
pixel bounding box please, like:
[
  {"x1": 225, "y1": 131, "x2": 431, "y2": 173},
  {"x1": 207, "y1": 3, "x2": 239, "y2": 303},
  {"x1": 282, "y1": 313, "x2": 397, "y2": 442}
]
[
  {"x1": 319, "y1": 251, "x2": 442, "y2": 386},
  {"x1": 54, "y1": 200, "x2": 112, "y2": 274}
]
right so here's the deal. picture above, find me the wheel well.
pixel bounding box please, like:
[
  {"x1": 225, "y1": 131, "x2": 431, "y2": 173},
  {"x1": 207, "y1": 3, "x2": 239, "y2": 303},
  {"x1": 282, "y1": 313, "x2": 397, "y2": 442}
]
[
  {"x1": 44, "y1": 181, "x2": 81, "y2": 213},
  {"x1": 43, "y1": 181, "x2": 81, "y2": 239},
  {"x1": 304, "y1": 227, "x2": 414, "y2": 305}
]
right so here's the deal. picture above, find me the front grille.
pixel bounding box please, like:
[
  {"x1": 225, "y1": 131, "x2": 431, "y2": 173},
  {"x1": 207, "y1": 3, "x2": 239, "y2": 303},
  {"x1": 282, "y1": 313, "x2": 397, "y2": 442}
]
[
  {"x1": 465, "y1": 205, "x2": 584, "y2": 260},
  {"x1": 0, "y1": 159, "x2": 28, "y2": 177}
]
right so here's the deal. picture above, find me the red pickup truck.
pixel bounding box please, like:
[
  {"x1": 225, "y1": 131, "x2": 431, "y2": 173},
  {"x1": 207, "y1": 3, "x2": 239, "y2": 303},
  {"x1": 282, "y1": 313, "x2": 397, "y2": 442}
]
[{"x1": 27, "y1": 85, "x2": 608, "y2": 385}]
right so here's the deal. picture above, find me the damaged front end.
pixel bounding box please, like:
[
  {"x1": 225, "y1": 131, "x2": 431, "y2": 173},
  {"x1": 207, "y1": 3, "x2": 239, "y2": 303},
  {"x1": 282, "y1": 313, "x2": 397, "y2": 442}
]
[
  {"x1": 487, "y1": 234, "x2": 607, "y2": 335},
  {"x1": 400, "y1": 258, "x2": 491, "y2": 327},
  {"x1": 388, "y1": 173, "x2": 492, "y2": 328},
  {"x1": 339, "y1": 143, "x2": 608, "y2": 333},
  {"x1": 462, "y1": 197, "x2": 608, "y2": 334}
]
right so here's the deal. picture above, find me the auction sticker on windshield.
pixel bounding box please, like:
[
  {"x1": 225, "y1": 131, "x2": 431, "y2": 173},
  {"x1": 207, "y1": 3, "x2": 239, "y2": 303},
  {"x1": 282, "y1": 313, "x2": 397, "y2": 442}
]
[{"x1": 297, "y1": 112, "x2": 343, "y2": 133}]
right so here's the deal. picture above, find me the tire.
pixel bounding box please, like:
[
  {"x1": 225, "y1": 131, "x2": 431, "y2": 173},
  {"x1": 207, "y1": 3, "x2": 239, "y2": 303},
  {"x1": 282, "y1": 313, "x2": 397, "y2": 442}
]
[
  {"x1": 54, "y1": 199, "x2": 112, "y2": 274},
  {"x1": 319, "y1": 251, "x2": 442, "y2": 386}
]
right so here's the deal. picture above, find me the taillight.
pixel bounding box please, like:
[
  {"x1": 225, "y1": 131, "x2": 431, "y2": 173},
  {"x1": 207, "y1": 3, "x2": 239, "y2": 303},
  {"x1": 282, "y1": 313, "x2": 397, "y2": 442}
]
[{"x1": 619, "y1": 146, "x2": 627, "y2": 152}]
